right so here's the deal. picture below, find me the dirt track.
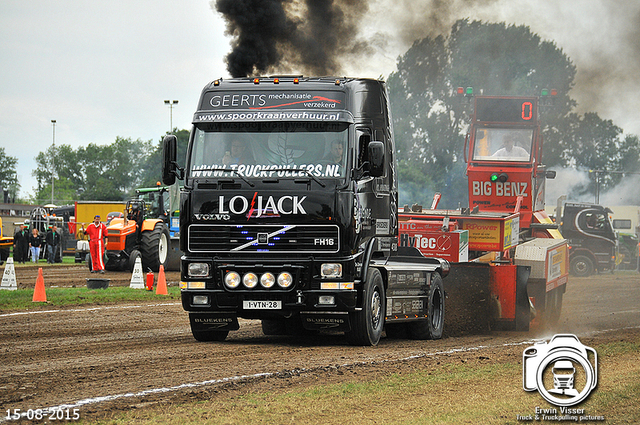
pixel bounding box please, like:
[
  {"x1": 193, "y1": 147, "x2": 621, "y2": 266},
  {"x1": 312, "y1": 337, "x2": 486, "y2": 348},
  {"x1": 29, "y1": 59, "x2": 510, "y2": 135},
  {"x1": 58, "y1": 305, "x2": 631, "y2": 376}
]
[{"x1": 1, "y1": 264, "x2": 639, "y2": 422}]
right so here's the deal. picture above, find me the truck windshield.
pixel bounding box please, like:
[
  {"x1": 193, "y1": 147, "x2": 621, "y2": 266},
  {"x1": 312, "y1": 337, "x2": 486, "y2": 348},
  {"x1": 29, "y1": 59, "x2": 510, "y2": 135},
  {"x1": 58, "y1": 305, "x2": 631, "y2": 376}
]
[
  {"x1": 472, "y1": 128, "x2": 533, "y2": 162},
  {"x1": 189, "y1": 121, "x2": 350, "y2": 179}
]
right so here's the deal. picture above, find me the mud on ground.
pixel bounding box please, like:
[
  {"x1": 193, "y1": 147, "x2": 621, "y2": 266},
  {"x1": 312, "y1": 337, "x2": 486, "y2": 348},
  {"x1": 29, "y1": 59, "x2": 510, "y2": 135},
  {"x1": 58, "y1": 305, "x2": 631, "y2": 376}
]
[{"x1": 1, "y1": 264, "x2": 639, "y2": 422}]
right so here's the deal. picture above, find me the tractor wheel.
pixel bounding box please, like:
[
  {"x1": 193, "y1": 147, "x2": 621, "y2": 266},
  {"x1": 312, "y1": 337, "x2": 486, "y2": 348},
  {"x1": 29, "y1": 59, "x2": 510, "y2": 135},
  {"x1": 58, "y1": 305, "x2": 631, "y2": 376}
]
[
  {"x1": 345, "y1": 267, "x2": 385, "y2": 346},
  {"x1": 140, "y1": 222, "x2": 170, "y2": 272},
  {"x1": 0, "y1": 247, "x2": 10, "y2": 262},
  {"x1": 570, "y1": 255, "x2": 594, "y2": 277},
  {"x1": 128, "y1": 249, "x2": 142, "y2": 272},
  {"x1": 619, "y1": 246, "x2": 632, "y2": 270}
]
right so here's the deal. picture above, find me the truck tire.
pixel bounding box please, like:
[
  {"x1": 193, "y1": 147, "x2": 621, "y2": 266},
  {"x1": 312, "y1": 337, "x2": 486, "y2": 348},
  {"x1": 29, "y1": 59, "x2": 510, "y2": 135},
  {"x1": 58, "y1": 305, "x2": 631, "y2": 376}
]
[
  {"x1": 191, "y1": 328, "x2": 229, "y2": 342},
  {"x1": 570, "y1": 255, "x2": 594, "y2": 277},
  {"x1": 346, "y1": 268, "x2": 385, "y2": 346},
  {"x1": 141, "y1": 223, "x2": 170, "y2": 272},
  {"x1": 408, "y1": 273, "x2": 445, "y2": 340}
]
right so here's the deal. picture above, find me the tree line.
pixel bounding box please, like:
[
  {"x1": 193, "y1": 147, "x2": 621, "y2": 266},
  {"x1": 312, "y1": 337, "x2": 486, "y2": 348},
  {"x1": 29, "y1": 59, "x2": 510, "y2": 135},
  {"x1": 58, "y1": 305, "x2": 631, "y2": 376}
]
[
  {"x1": 1, "y1": 19, "x2": 637, "y2": 207},
  {"x1": 388, "y1": 19, "x2": 640, "y2": 208}
]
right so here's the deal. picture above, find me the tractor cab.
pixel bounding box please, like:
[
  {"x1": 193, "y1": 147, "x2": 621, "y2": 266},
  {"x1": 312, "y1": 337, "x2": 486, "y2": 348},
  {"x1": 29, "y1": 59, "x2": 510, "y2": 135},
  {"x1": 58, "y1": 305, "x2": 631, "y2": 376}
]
[
  {"x1": 126, "y1": 200, "x2": 145, "y2": 229},
  {"x1": 135, "y1": 186, "x2": 171, "y2": 222}
]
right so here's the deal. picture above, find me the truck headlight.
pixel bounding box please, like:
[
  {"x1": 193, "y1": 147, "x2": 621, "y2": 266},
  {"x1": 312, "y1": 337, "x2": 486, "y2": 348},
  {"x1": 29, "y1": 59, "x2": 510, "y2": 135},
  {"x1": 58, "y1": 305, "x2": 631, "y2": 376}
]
[
  {"x1": 243, "y1": 272, "x2": 259, "y2": 288},
  {"x1": 260, "y1": 272, "x2": 276, "y2": 288},
  {"x1": 321, "y1": 263, "x2": 342, "y2": 278},
  {"x1": 224, "y1": 271, "x2": 241, "y2": 289},
  {"x1": 277, "y1": 272, "x2": 293, "y2": 288},
  {"x1": 188, "y1": 263, "x2": 210, "y2": 277}
]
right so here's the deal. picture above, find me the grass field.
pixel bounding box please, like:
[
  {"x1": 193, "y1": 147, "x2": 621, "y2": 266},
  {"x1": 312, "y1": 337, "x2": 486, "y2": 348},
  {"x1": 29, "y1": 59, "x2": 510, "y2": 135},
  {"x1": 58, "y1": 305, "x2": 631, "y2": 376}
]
[{"x1": 0, "y1": 286, "x2": 180, "y2": 311}]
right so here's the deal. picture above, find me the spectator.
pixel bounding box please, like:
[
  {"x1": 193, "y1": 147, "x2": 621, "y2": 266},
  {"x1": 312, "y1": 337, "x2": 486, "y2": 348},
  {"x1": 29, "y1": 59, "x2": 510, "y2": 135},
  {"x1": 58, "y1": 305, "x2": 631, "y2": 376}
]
[
  {"x1": 45, "y1": 225, "x2": 61, "y2": 264},
  {"x1": 28, "y1": 228, "x2": 43, "y2": 263},
  {"x1": 13, "y1": 224, "x2": 28, "y2": 263}
]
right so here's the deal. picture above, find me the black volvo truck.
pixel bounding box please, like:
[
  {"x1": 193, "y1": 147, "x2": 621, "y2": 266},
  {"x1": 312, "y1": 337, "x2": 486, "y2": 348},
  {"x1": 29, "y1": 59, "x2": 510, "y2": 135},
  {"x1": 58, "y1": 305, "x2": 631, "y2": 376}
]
[{"x1": 162, "y1": 76, "x2": 449, "y2": 345}]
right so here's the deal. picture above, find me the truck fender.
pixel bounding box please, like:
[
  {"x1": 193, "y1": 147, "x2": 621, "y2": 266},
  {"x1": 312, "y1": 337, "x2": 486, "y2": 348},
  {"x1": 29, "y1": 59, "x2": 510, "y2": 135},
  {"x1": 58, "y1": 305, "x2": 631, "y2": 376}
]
[
  {"x1": 569, "y1": 248, "x2": 596, "y2": 264},
  {"x1": 355, "y1": 237, "x2": 385, "y2": 310},
  {"x1": 359, "y1": 237, "x2": 379, "y2": 286}
]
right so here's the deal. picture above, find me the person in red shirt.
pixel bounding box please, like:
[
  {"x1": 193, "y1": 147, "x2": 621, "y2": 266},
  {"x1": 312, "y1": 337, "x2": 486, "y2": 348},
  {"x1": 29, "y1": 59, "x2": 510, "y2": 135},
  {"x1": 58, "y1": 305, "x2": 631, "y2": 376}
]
[{"x1": 85, "y1": 214, "x2": 108, "y2": 273}]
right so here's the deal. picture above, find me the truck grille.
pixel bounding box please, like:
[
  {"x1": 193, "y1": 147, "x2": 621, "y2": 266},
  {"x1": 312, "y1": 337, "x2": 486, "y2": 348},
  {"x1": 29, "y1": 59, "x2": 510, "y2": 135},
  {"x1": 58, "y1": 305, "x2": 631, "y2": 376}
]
[{"x1": 188, "y1": 224, "x2": 340, "y2": 253}]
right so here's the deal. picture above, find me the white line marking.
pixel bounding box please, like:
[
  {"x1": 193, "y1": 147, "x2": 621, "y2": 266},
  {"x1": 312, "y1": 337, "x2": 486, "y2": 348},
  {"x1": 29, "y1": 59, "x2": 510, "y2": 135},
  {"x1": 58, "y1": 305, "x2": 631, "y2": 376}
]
[{"x1": 0, "y1": 303, "x2": 181, "y2": 318}]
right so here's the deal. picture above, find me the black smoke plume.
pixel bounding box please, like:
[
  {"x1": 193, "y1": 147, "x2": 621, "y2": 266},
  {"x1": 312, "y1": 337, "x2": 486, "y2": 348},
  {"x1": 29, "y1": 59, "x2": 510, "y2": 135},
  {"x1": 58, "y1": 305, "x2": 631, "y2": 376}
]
[{"x1": 214, "y1": 0, "x2": 372, "y2": 77}]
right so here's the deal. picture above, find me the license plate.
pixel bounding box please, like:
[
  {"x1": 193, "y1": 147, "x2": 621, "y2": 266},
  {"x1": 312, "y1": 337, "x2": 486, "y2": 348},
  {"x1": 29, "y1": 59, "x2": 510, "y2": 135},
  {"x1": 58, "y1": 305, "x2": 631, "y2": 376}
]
[{"x1": 243, "y1": 300, "x2": 282, "y2": 310}]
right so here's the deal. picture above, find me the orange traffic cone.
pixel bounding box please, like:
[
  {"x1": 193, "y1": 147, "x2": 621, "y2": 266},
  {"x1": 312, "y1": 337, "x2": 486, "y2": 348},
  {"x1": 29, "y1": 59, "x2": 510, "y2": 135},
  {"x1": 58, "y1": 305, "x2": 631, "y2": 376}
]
[
  {"x1": 156, "y1": 265, "x2": 168, "y2": 295},
  {"x1": 32, "y1": 268, "x2": 47, "y2": 302}
]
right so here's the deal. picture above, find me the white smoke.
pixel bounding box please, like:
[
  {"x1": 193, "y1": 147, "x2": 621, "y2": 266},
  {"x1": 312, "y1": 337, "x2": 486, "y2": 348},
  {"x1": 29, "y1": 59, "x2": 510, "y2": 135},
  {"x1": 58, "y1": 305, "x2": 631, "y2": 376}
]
[
  {"x1": 546, "y1": 167, "x2": 640, "y2": 208},
  {"x1": 599, "y1": 174, "x2": 640, "y2": 206},
  {"x1": 545, "y1": 168, "x2": 592, "y2": 208}
]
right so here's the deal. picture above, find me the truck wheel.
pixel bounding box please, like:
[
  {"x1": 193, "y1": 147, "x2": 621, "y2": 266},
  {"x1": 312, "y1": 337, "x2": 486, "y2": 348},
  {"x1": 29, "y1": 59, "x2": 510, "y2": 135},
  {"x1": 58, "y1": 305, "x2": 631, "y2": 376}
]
[
  {"x1": 346, "y1": 268, "x2": 385, "y2": 346},
  {"x1": 408, "y1": 273, "x2": 445, "y2": 340},
  {"x1": 141, "y1": 223, "x2": 170, "y2": 272},
  {"x1": 191, "y1": 328, "x2": 229, "y2": 342},
  {"x1": 570, "y1": 255, "x2": 594, "y2": 277}
]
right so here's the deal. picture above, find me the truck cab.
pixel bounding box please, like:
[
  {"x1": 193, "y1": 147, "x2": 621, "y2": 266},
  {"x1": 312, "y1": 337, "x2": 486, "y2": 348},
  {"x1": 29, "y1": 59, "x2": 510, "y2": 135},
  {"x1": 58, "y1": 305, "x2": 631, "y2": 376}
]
[
  {"x1": 163, "y1": 76, "x2": 448, "y2": 345},
  {"x1": 560, "y1": 202, "x2": 617, "y2": 276}
]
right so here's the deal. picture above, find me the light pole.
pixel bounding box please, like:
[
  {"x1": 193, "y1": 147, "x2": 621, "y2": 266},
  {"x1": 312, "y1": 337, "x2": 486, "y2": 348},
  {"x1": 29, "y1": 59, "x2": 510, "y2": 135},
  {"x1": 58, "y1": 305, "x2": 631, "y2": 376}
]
[
  {"x1": 51, "y1": 119, "x2": 56, "y2": 204},
  {"x1": 164, "y1": 100, "x2": 178, "y2": 133}
]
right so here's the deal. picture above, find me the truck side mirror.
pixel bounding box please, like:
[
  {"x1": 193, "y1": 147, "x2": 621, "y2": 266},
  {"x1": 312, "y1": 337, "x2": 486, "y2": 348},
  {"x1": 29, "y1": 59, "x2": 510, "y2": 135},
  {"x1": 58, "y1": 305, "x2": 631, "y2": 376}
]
[
  {"x1": 545, "y1": 170, "x2": 556, "y2": 179},
  {"x1": 368, "y1": 141, "x2": 385, "y2": 177},
  {"x1": 162, "y1": 135, "x2": 178, "y2": 185}
]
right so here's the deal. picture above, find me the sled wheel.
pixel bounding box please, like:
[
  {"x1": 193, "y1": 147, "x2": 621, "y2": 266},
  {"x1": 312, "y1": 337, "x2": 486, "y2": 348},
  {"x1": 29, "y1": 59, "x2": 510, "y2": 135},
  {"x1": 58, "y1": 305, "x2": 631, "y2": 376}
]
[{"x1": 128, "y1": 249, "x2": 142, "y2": 272}]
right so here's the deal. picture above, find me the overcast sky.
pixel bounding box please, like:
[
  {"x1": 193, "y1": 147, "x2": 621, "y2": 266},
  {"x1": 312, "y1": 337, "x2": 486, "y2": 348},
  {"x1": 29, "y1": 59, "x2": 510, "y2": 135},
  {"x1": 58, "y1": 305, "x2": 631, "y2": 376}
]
[{"x1": 2, "y1": 0, "x2": 639, "y2": 201}]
